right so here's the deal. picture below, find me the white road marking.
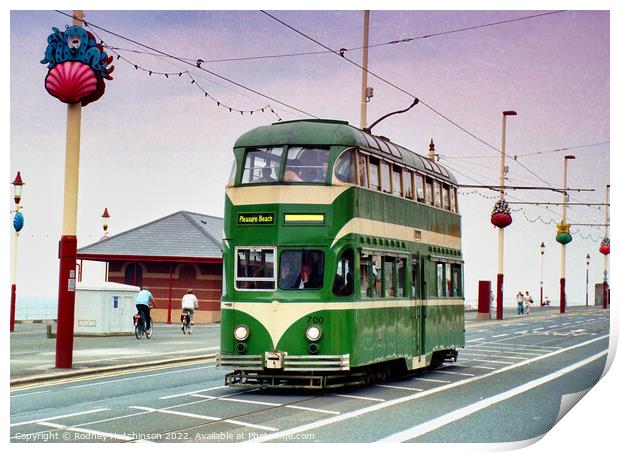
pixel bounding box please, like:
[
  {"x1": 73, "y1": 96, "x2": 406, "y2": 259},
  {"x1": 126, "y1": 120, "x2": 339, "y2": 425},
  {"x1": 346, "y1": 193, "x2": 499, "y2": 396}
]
[
  {"x1": 532, "y1": 328, "x2": 545, "y2": 331},
  {"x1": 11, "y1": 389, "x2": 52, "y2": 398},
  {"x1": 466, "y1": 348, "x2": 539, "y2": 357},
  {"x1": 335, "y1": 394, "x2": 386, "y2": 402},
  {"x1": 377, "y1": 349, "x2": 608, "y2": 442},
  {"x1": 465, "y1": 365, "x2": 496, "y2": 370},
  {"x1": 377, "y1": 385, "x2": 423, "y2": 392},
  {"x1": 245, "y1": 335, "x2": 608, "y2": 443},
  {"x1": 468, "y1": 338, "x2": 485, "y2": 342},
  {"x1": 491, "y1": 334, "x2": 509, "y2": 338},
  {"x1": 37, "y1": 421, "x2": 140, "y2": 442},
  {"x1": 434, "y1": 370, "x2": 475, "y2": 377},
  {"x1": 548, "y1": 325, "x2": 558, "y2": 328},
  {"x1": 160, "y1": 385, "x2": 227, "y2": 399},
  {"x1": 130, "y1": 405, "x2": 278, "y2": 432},
  {"x1": 513, "y1": 330, "x2": 528, "y2": 334},
  {"x1": 66, "y1": 365, "x2": 216, "y2": 389},
  {"x1": 413, "y1": 377, "x2": 450, "y2": 384},
  {"x1": 287, "y1": 405, "x2": 340, "y2": 415},
  {"x1": 10, "y1": 408, "x2": 109, "y2": 427}
]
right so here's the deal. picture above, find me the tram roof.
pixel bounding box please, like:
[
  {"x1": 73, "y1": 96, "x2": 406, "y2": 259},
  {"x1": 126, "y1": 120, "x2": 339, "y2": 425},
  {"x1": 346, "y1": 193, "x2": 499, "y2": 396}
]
[{"x1": 233, "y1": 119, "x2": 458, "y2": 185}]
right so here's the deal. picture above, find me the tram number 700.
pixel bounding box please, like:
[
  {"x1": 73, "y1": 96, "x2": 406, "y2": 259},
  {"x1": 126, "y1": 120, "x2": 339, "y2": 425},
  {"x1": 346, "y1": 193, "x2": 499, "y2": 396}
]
[{"x1": 306, "y1": 316, "x2": 324, "y2": 324}]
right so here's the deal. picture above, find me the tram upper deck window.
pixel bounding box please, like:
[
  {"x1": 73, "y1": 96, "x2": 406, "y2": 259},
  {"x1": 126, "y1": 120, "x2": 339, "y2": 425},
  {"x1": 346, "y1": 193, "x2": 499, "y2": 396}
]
[
  {"x1": 425, "y1": 177, "x2": 434, "y2": 205},
  {"x1": 415, "y1": 173, "x2": 425, "y2": 203},
  {"x1": 284, "y1": 147, "x2": 330, "y2": 183},
  {"x1": 334, "y1": 149, "x2": 355, "y2": 184},
  {"x1": 434, "y1": 181, "x2": 442, "y2": 208},
  {"x1": 443, "y1": 184, "x2": 451, "y2": 210},
  {"x1": 241, "y1": 147, "x2": 283, "y2": 184},
  {"x1": 357, "y1": 153, "x2": 369, "y2": 187},
  {"x1": 403, "y1": 169, "x2": 413, "y2": 199},
  {"x1": 235, "y1": 247, "x2": 276, "y2": 290},
  {"x1": 380, "y1": 161, "x2": 392, "y2": 193},
  {"x1": 369, "y1": 157, "x2": 380, "y2": 190},
  {"x1": 452, "y1": 187, "x2": 459, "y2": 213},
  {"x1": 393, "y1": 166, "x2": 403, "y2": 197},
  {"x1": 279, "y1": 250, "x2": 324, "y2": 289}
]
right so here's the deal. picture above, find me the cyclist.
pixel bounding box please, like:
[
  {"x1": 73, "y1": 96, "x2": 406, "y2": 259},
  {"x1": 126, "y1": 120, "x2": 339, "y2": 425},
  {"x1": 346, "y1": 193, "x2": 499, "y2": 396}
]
[
  {"x1": 135, "y1": 287, "x2": 156, "y2": 334},
  {"x1": 181, "y1": 289, "x2": 199, "y2": 330}
]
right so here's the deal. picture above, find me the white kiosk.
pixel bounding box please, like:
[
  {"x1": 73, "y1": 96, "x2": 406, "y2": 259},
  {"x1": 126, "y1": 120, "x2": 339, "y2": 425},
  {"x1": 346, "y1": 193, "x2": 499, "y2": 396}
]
[{"x1": 73, "y1": 282, "x2": 140, "y2": 335}]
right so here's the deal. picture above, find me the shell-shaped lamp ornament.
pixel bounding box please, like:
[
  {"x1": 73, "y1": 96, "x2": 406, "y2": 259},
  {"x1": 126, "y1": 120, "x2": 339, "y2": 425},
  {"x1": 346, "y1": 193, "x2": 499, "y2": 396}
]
[
  {"x1": 490, "y1": 199, "x2": 512, "y2": 229},
  {"x1": 13, "y1": 211, "x2": 24, "y2": 233},
  {"x1": 41, "y1": 25, "x2": 114, "y2": 106},
  {"x1": 556, "y1": 232, "x2": 572, "y2": 245},
  {"x1": 45, "y1": 61, "x2": 98, "y2": 104}
]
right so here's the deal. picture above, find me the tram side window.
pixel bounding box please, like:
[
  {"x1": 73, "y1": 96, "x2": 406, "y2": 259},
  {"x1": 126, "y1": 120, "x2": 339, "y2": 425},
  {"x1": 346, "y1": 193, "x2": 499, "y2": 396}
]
[
  {"x1": 434, "y1": 181, "x2": 442, "y2": 208},
  {"x1": 446, "y1": 263, "x2": 452, "y2": 296},
  {"x1": 333, "y1": 249, "x2": 354, "y2": 296},
  {"x1": 361, "y1": 256, "x2": 371, "y2": 297},
  {"x1": 279, "y1": 250, "x2": 324, "y2": 289},
  {"x1": 393, "y1": 166, "x2": 403, "y2": 197},
  {"x1": 236, "y1": 248, "x2": 276, "y2": 290},
  {"x1": 411, "y1": 259, "x2": 419, "y2": 298},
  {"x1": 369, "y1": 157, "x2": 380, "y2": 191},
  {"x1": 452, "y1": 264, "x2": 463, "y2": 297},
  {"x1": 425, "y1": 178, "x2": 434, "y2": 205},
  {"x1": 403, "y1": 169, "x2": 413, "y2": 199},
  {"x1": 443, "y1": 184, "x2": 451, "y2": 210},
  {"x1": 380, "y1": 161, "x2": 392, "y2": 194},
  {"x1": 334, "y1": 149, "x2": 355, "y2": 184},
  {"x1": 357, "y1": 153, "x2": 369, "y2": 187},
  {"x1": 241, "y1": 147, "x2": 283, "y2": 184},
  {"x1": 384, "y1": 257, "x2": 395, "y2": 297},
  {"x1": 396, "y1": 257, "x2": 405, "y2": 297},
  {"x1": 436, "y1": 262, "x2": 446, "y2": 297},
  {"x1": 373, "y1": 257, "x2": 382, "y2": 297},
  {"x1": 453, "y1": 187, "x2": 459, "y2": 213},
  {"x1": 415, "y1": 173, "x2": 425, "y2": 203},
  {"x1": 284, "y1": 147, "x2": 330, "y2": 183}
]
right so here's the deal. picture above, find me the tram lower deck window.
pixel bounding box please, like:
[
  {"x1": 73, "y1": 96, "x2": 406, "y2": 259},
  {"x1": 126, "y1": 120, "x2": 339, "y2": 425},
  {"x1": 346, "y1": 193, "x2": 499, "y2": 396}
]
[
  {"x1": 279, "y1": 250, "x2": 324, "y2": 289},
  {"x1": 235, "y1": 248, "x2": 276, "y2": 290}
]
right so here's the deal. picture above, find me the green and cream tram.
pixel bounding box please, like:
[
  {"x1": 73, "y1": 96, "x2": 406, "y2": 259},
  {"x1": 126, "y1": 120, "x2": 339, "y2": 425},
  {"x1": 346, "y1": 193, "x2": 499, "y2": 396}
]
[{"x1": 216, "y1": 119, "x2": 464, "y2": 388}]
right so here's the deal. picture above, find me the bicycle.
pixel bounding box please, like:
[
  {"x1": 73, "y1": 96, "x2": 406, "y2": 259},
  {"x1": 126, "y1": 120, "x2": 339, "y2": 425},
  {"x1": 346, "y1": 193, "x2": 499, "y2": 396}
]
[
  {"x1": 181, "y1": 312, "x2": 192, "y2": 335},
  {"x1": 133, "y1": 313, "x2": 153, "y2": 339}
]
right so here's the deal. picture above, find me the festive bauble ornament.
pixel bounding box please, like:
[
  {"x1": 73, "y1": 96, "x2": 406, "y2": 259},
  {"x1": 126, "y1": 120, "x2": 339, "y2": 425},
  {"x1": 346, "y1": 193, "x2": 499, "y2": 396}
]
[
  {"x1": 556, "y1": 232, "x2": 572, "y2": 245},
  {"x1": 490, "y1": 199, "x2": 512, "y2": 228},
  {"x1": 599, "y1": 237, "x2": 610, "y2": 255},
  {"x1": 13, "y1": 211, "x2": 24, "y2": 232},
  {"x1": 41, "y1": 26, "x2": 113, "y2": 106},
  {"x1": 45, "y1": 61, "x2": 98, "y2": 104}
]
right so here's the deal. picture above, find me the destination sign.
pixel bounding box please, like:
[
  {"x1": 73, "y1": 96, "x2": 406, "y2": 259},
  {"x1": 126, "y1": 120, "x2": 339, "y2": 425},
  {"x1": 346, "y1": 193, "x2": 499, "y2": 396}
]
[{"x1": 237, "y1": 213, "x2": 275, "y2": 225}]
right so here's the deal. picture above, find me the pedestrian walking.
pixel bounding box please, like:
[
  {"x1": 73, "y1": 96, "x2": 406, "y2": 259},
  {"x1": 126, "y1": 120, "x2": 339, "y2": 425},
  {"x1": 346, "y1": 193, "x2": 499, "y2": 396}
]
[
  {"x1": 525, "y1": 291, "x2": 533, "y2": 315},
  {"x1": 516, "y1": 291, "x2": 525, "y2": 315}
]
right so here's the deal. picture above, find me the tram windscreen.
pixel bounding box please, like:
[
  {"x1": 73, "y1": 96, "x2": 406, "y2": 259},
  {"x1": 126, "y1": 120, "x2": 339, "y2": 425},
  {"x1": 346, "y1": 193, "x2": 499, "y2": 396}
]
[
  {"x1": 279, "y1": 250, "x2": 324, "y2": 289},
  {"x1": 283, "y1": 147, "x2": 329, "y2": 183},
  {"x1": 235, "y1": 248, "x2": 275, "y2": 290},
  {"x1": 241, "y1": 147, "x2": 283, "y2": 184}
]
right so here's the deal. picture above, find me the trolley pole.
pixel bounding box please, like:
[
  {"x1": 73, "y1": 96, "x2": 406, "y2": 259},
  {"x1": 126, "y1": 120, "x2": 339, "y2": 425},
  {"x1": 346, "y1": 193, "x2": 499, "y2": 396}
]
[
  {"x1": 359, "y1": 10, "x2": 369, "y2": 129},
  {"x1": 603, "y1": 184, "x2": 610, "y2": 309},
  {"x1": 559, "y1": 155, "x2": 575, "y2": 314},
  {"x1": 55, "y1": 10, "x2": 84, "y2": 369},
  {"x1": 496, "y1": 111, "x2": 516, "y2": 320}
]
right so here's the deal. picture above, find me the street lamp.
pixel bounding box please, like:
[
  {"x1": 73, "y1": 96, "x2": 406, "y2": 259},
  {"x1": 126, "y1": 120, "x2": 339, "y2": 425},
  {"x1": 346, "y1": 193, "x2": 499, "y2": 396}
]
[
  {"x1": 586, "y1": 253, "x2": 590, "y2": 307},
  {"x1": 101, "y1": 207, "x2": 110, "y2": 239},
  {"x1": 559, "y1": 155, "x2": 575, "y2": 314},
  {"x1": 496, "y1": 110, "x2": 517, "y2": 321},
  {"x1": 540, "y1": 241, "x2": 545, "y2": 306},
  {"x1": 11, "y1": 171, "x2": 25, "y2": 332}
]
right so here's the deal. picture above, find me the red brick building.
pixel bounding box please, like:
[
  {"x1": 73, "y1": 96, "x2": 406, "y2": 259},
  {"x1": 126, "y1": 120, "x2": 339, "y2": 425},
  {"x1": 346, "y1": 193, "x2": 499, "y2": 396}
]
[{"x1": 77, "y1": 211, "x2": 223, "y2": 324}]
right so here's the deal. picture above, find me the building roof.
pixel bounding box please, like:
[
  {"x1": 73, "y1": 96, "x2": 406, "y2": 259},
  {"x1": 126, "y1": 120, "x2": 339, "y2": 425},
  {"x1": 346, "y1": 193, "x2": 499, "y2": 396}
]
[{"x1": 77, "y1": 211, "x2": 223, "y2": 263}]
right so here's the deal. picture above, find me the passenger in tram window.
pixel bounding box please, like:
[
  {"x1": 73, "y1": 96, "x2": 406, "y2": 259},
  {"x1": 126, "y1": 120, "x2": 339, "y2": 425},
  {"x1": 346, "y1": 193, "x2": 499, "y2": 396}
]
[
  {"x1": 296, "y1": 263, "x2": 321, "y2": 289},
  {"x1": 284, "y1": 159, "x2": 304, "y2": 182},
  {"x1": 256, "y1": 166, "x2": 276, "y2": 182}
]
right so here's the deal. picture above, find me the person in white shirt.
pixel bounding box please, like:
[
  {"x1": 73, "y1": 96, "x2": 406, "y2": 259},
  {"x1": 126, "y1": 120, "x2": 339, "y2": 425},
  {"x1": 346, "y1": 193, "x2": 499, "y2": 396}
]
[{"x1": 181, "y1": 289, "x2": 199, "y2": 329}]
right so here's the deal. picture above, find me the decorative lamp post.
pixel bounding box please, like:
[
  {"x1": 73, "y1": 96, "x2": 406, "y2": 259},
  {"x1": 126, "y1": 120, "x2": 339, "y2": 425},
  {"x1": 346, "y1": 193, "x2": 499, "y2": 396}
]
[
  {"x1": 101, "y1": 207, "x2": 110, "y2": 240},
  {"x1": 41, "y1": 11, "x2": 115, "y2": 369},
  {"x1": 602, "y1": 184, "x2": 610, "y2": 309},
  {"x1": 558, "y1": 155, "x2": 575, "y2": 314},
  {"x1": 540, "y1": 241, "x2": 545, "y2": 307},
  {"x1": 495, "y1": 110, "x2": 517, "y2": 321},
  {"x1": 586, "y1": 253, "x2": 590, "y2": 307},
  {"x1": 10, "y1": 172, "x2": 25, "y2": 332}
]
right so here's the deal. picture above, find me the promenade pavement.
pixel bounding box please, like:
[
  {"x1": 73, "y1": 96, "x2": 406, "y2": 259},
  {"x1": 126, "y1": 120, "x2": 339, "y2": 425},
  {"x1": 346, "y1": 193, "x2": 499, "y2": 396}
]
[{"x1": 10, "y1": 304, "x2": 600, "y2": 385}]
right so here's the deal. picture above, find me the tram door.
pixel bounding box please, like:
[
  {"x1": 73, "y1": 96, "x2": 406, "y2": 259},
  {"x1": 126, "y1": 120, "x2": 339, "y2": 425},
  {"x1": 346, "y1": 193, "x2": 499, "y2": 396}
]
[{"x1": 412, "y1": 255, "x2": 424, "y2": 365}]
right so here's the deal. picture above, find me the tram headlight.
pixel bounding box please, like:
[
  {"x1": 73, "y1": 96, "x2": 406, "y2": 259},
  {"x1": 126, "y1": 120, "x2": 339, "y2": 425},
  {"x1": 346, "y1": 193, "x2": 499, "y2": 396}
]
[
  {"x1": 305, "y1": 325, "x2": 321, "y2": 342},
  {"x1": 234, "y1": 325, "x2": 249, "y2": 341}
]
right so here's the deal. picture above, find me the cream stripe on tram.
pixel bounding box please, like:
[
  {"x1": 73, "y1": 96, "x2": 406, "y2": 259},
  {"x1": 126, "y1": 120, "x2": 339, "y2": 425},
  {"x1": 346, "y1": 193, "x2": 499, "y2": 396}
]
[{"x1": 222, "y1": 299, "x2": 463, "y2": 348}]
